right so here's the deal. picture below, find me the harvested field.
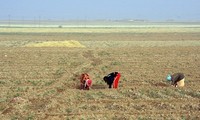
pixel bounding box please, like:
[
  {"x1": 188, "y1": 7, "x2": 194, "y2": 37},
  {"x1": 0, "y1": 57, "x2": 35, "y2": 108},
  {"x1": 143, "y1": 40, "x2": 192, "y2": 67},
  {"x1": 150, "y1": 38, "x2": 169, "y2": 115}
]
[{"x1": 0, "y1": 23, "x2": 200, "y2": 119}]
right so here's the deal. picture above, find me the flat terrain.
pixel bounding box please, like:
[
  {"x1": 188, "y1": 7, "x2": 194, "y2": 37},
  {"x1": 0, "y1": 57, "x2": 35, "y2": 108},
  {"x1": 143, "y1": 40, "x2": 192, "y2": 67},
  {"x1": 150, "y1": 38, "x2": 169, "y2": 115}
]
[{"x1": 0, "y1": 22, "x2": 200, "y2": 119}]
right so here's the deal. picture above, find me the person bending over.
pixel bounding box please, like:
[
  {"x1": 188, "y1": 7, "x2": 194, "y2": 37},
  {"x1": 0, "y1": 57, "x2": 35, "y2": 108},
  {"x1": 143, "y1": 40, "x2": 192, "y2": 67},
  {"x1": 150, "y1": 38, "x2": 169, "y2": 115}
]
[
  {"x1": 166, "y1": 73, "x2": 185, "y2": 87},
  {"x1": 80, "y1": 73, "x2": 92, "y2": 90},
  {"x1": 103, "y1": 72, "x2": 121, "y2": 89}
]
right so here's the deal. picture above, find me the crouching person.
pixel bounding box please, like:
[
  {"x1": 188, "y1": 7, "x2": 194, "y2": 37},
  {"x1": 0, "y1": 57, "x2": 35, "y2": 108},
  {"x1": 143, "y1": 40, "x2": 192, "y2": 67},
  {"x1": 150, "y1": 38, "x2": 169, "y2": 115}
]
[
  {"x1": 80, "y1": 73, "x2": 92, "y2": 90},
  {"x1": 166, "y1": 73, "x2": 185, "y2": 87},
  {"x1": 103, "y1": 72, "x2": 121, "y2": 89}
]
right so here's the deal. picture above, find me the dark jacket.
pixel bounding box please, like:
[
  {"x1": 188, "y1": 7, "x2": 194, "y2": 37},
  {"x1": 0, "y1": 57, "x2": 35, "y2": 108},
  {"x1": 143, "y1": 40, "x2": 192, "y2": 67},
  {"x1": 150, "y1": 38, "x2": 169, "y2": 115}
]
[
  {"x1": 171, "y1": 73, "x2": 185, "y2": 85},
  {"x1": 103, "y1": 72, "x2": 118, "y2": 88}
]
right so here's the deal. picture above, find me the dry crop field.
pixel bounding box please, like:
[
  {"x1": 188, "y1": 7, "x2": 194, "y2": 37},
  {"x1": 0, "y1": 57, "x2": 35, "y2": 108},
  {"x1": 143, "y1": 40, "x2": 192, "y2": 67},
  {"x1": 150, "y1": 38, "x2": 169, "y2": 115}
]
[{"x1": 0, "y1": 22, "x2": 200, "y2": 119}]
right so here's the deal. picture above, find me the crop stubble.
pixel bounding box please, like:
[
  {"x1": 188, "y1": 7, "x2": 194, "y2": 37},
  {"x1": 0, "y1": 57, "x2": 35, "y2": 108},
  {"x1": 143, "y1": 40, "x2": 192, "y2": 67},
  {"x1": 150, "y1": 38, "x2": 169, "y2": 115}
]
[{"x1": 0, "y1": 26, "x2": 200, "y2": 119}]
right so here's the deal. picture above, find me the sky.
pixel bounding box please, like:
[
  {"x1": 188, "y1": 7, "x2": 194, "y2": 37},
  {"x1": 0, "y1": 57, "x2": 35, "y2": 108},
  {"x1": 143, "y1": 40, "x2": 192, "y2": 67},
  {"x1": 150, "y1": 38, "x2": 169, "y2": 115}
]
[{"x1": 1, "y1": 0, "x2": 200, "y2": 21}]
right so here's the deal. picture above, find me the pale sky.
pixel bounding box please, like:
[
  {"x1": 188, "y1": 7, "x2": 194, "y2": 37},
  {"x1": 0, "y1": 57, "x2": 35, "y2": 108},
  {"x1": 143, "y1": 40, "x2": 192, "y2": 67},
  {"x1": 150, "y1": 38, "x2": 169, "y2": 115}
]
[{"x1": 1, "y1": 0, "x2": 200, "y2": 21}]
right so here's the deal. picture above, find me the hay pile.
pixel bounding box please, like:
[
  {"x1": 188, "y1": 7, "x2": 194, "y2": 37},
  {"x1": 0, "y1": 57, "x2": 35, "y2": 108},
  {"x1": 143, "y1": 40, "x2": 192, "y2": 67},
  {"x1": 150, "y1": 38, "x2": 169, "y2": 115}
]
[{"x1": 25, "y1": 40, "x2": 85, "y2": 47}]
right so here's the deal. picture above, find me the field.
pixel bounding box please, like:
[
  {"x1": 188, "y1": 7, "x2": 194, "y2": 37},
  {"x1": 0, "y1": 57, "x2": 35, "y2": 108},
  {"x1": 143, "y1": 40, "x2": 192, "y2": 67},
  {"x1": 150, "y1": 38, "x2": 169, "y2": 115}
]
[{"x1": 0, "y1": 21, "x2": 200, "y2": 119}]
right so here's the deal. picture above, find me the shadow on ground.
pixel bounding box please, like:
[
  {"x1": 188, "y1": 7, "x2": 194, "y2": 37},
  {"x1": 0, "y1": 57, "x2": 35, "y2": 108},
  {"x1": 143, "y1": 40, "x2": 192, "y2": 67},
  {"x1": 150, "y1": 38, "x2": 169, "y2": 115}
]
[
  {"x1": 154, "y1": 82, "x2": 169, "y2": 87},
  {"x1": 91, "y1": 84, "x2": 107, "y2": 89}
]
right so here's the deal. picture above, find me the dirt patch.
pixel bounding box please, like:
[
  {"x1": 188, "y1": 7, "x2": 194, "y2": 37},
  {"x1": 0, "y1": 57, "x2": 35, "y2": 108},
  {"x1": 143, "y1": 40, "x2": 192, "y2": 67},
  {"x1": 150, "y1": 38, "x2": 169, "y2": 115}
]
[
  {"x1": 2, "y1": 107, "x2": 14, "y2": 115},
  {"x1": 154, "y1": 82, "x2": 169, "y2": 87},
  {"x1": 91, "y1": 84, "x2": 107, "y2": 89},
  {"x1": 29, "y1": 98, "x2": 49, "y2": 111}
]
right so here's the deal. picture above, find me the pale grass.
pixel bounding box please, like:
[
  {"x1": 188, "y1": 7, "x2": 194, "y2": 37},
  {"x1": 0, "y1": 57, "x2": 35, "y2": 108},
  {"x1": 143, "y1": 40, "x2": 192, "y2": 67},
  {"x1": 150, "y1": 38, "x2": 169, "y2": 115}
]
[
  {"x1": 1, "y1": 27, "x2": 200, "y2": 33},
  {"x1": 24, "y1": 40, "x2": 86, "y2": 47}
]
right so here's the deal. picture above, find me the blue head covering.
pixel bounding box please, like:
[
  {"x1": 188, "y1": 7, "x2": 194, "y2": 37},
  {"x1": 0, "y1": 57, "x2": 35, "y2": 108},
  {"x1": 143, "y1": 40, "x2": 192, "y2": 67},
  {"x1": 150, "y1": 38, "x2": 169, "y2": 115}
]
[{"x1": 166, "y1": 74, "x2": 172, "y2": 81}]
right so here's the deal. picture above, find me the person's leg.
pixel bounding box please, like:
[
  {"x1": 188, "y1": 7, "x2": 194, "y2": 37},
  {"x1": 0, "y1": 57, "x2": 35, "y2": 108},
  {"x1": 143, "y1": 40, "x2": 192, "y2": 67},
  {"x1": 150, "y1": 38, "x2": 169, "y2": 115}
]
[{"x1": 113, "y1": 73, "x2": 121, "y2": 88}]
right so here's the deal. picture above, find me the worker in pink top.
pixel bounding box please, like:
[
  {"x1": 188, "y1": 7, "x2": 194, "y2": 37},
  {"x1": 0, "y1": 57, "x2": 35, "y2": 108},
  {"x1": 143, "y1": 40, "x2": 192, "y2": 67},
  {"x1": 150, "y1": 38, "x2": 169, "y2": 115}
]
[{"x1": 80, "y1": 73, "x2": 92, "y2": 90}]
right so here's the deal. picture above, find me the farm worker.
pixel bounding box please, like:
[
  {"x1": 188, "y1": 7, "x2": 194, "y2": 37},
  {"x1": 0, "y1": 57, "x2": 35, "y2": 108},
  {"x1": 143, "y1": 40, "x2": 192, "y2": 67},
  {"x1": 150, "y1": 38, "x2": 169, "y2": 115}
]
[
  {"x1": 166, "y1": 73, "x2": 185, "y2": 87},
  {"x1": 103, "y1": 72, "x2": 121, "y2": 89},
  {"x1": 80, "y1": 73, "x2": 92, "y2": 90}
]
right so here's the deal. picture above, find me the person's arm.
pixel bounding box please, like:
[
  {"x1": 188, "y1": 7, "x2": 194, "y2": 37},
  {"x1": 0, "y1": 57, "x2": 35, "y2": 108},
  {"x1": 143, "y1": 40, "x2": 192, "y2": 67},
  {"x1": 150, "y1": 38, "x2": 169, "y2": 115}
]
[
  {"x1": 171, "y1": 77, "x2": 176, "y2": 85},
  {"x1": 84, "y1": 80, "x2": 87, "y2": 88}
]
